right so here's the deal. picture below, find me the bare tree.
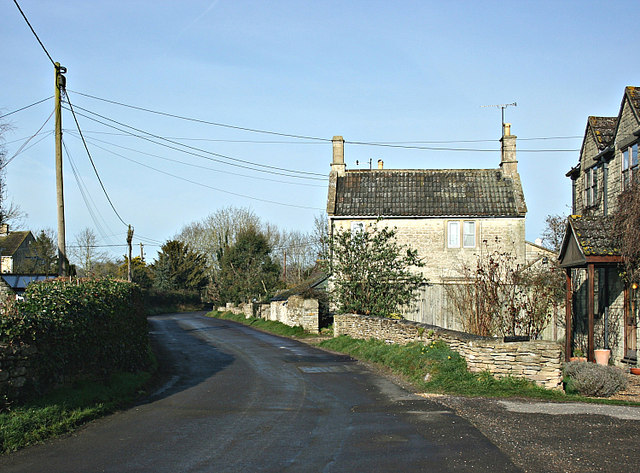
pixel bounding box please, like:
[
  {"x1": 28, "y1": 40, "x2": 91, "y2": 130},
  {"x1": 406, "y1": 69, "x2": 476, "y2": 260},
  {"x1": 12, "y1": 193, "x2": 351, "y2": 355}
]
[
  {"x1": 541, "y1": 213, "x2": 567, "y2": 252},
  {"x1": 70, "y1": 227, "x2": 108, "y2": 276}
]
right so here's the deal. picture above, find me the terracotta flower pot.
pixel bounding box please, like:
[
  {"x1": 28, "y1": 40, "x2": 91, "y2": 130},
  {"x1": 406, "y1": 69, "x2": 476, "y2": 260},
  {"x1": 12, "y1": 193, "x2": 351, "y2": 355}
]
[
  {"x1": 569, "y1": 357, "x2": 587, "y2": 362},
  {"x1": 630, "y1": 367, "x2": 640, "y2": 376},
  {"x1": 594, "y1": 349, "x2": 611, "y2": 366}
]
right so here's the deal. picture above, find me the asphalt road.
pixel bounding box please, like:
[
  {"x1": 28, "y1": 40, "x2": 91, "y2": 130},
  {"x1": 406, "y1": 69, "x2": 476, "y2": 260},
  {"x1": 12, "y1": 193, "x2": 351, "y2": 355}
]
[{"x1": 0, "y1": 312, "x2": 520, "y2": 473}]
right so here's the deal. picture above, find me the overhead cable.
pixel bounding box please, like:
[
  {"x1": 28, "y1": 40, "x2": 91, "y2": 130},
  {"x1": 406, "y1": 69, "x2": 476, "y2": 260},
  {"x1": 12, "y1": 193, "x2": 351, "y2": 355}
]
[
  {"x1": 1, "y1": 109, "x2": 55, "y2": 169},
  {"x1": 68, "y1": 89, "x2": 332, "y2": 143},
  {"x1": 65, "y1": 94, "x2": 129, "y2": 227},
  {"x1": 11, "y1": 0, "x2": 55, "y2": 66},
  {"x1": 62, "y1": 104, "x2": 326, "y2": 180},
  {"x1": 0, "y1": 96, "x2": 53, "y2": 120},
  {"x1": 65, "y1": 131, "x2": 327, "y2": 188}
]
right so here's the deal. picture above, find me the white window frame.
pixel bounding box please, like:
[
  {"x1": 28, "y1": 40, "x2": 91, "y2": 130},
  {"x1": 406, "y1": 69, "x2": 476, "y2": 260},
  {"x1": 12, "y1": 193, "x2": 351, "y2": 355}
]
[
  {"x1": 447, "y1": 221, "x2": 460, "y2": 248},
  {"x1": 462, "y1": 221, "x2": 476, "y2": 248},
  {"x1": 350, "y1": 221, "x2": 364, "y2": 235}
]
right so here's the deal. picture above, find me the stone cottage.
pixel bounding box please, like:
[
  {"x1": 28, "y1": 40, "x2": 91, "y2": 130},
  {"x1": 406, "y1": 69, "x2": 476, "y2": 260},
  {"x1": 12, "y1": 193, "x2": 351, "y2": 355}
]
[
  {"x1": 559, "y1": 86, "x2": 640, "y2": 366},
  {"x1": 0, "y1": 225, "x2": 35, "y2": 274},
  {"x1": 326, "y1": 125, "x2": 529, "y2": 330}
]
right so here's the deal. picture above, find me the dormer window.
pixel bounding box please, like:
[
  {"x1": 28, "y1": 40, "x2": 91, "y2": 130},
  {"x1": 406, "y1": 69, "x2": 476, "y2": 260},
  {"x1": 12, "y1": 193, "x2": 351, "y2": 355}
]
[
  {"x1": 585, "y1": 166, "x2": 598, "y2": 207},
  {"x1": 622, "y1": 143, "x2": 638, "y2": 190}
]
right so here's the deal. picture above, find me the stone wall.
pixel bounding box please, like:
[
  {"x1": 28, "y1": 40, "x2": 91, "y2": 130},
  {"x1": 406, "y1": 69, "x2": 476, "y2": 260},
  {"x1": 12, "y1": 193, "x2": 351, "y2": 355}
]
[
  {"x1": 334, "y1": 314, "x2": 563, "y2": 390},
  {"x1": 219, "y1": 297, "x2": 320, "y2": 334},
  {"x1": 0, "y1": 343, "x2": 38, "y2": 401}
]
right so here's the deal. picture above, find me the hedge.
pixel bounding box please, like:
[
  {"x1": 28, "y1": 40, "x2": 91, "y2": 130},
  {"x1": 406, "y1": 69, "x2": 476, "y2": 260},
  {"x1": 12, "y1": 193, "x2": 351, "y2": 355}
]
[{"x1": 1, "y1": 278, "x2": 152, "y2": 400}]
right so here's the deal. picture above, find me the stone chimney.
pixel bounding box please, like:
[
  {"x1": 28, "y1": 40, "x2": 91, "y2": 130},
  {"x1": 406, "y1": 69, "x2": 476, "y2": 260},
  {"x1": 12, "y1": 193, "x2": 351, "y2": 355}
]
[
  {"x1": 500, "y1": 123, "x2": 518, "y2": 178},
  {"x1": 0, "y1": 224, "x2": 9, "y2": 236},
  {"x1": 377, "y1": 159, "x2": 384, "y2": 169},
  {"x1": 331, "y1": 136, "x2": 346, "y2": 176}
]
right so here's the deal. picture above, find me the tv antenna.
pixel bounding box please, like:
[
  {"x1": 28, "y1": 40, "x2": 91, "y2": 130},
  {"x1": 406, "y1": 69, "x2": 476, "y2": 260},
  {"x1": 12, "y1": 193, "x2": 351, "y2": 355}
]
[{"x1": 481, "y1": 102, "x2": 517, "y2": 137}]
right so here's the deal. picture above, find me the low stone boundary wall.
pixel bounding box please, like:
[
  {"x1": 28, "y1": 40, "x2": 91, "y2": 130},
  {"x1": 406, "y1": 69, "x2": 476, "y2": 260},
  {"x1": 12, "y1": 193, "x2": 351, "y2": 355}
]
[
  {"x1": 334, "y1": 314, "x2": 563, "y2": 390},
  {"x1": 0, "y1": 343, "x2": 38, "y2": 400},
  {"x1": 218, "y1": 296, "x2": 320, "y2": 334}
]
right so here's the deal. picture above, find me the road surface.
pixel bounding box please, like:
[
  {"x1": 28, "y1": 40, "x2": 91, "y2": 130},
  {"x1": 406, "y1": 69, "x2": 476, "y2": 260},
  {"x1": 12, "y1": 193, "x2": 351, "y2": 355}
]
[{"x1": 0, "y1": 312, "x2": 519, "y2": 472}]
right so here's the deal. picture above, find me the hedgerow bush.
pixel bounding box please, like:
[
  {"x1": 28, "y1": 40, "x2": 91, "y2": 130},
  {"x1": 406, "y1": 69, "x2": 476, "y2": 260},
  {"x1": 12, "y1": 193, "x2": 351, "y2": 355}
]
[
  {"x1": 1, "y1": 278, "x2": 152, "y2": 399},
  {"x1": 563, "y1": 361, "x2": 628, "y2": 397}
]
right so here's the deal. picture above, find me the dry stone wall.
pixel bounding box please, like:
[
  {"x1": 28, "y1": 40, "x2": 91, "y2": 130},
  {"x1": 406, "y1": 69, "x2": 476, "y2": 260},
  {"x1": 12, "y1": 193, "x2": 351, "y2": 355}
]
[
  {"x1": 219, "y1": 296, "x2": 320, "y2": 334},
  {"x1": 334, "y1": 314, "x2": 563, "y2": 390},
  {"x1": 0, "y1": 343, "x2": 38, "y2": 400}
]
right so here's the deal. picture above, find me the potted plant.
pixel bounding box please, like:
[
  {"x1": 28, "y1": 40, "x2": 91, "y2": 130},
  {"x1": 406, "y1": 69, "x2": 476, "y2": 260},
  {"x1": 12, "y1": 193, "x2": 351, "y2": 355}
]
[{"x1": 570, "y1": 348, "x2": 587, "y2": 362}]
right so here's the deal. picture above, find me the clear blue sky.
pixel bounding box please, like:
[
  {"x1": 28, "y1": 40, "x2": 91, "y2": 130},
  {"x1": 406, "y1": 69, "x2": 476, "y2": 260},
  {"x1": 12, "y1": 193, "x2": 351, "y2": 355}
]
[{"x1": 1, "y1": 0, "x2": 638, "y2": 260}]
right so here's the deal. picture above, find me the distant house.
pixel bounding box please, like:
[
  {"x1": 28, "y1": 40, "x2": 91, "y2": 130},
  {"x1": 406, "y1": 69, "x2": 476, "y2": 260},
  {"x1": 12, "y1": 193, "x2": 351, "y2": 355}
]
[
  {"x1": 326, "y1": 125, "x2": 530, "y2": 329},
  {"x1": 0, "y1": 224, "x2": 35, "y2": 274},
  {"x1": 559, "y1": 86, "x2": 640, "y2": 365}
]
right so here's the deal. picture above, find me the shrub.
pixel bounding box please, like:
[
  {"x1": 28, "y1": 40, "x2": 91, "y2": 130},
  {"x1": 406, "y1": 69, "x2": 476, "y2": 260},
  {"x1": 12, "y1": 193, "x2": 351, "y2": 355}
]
[
  {"x1": 1, "y1": 278, "x2": 152, "y2": 403},
  {"x1": 563, "y1": 361, "x2": 628, "y2": 397}
]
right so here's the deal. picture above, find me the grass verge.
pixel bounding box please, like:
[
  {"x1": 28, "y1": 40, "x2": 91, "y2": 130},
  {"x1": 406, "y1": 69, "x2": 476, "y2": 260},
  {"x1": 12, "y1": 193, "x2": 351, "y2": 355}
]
[
  {"x1": 0, "y1": 371, "x2": 151, "y2": 454},
  {"x1": 206, "y1": 310, "x2": 314, "y2": 338},
  {"x1": 206, "y1": 311, "x2": 640, "y2": 405}
]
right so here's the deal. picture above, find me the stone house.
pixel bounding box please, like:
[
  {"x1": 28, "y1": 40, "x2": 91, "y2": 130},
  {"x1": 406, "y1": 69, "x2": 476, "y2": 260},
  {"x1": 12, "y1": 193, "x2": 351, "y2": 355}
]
[
  {"x1": 0, "y1": 224, "x2": 35, "y2": 274},
  {"x1": 326, "y1": 125, "x2": 530, "y2": 330},
  {"x1": 559, "y1": 86, "x2": 640, "y2": 366}
]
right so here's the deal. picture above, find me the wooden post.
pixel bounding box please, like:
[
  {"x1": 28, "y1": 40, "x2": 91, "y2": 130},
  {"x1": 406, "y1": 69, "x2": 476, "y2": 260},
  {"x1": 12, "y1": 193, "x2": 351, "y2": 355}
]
[
  {"x1": 55, "y1": 62, "x2": 68, "y2": 276},
  {"x1": 565, "y1": 268, "x2": 573, "y2": 361},
  {"x1": 587, "y1": 263, "x2": 595, "y2": 362}
]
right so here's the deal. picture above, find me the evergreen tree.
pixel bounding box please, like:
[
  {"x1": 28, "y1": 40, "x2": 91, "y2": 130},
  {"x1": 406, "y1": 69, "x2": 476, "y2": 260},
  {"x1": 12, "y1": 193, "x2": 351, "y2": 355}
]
[
  {"x1": 214, "y1": 228, "x2": 281, "y2": 304},
  {"x1": 152, "y1": 240, "x2": 208, "y2": 291},
  {"x1": 323, "y1": 223, "x2": 427, "y2": 318}
]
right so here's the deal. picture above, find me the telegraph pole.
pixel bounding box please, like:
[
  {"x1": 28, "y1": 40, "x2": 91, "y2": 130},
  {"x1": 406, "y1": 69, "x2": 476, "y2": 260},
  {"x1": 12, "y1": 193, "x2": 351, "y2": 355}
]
[
  {"x1": 127, "y1": 225, "x2": 134, "y2": 282},
  {"x1": 55, "y1": 62, "x2": 68, "y2": 276}
]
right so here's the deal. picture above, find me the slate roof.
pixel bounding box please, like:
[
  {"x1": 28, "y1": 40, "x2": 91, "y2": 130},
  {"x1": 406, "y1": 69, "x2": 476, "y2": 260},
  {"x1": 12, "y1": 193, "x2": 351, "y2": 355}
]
[
  {"x1": 587, "y1": 116, "x2": 617, "y2": 151},
  {"x1": 569, "y1": 215, "x2": 619, "y2": 257},
  {"x1": 625, "y1": 86, "x2": 640, "y2": 118},
  {"x1": 333, "y1": 169, "x2": 526, "y2": 218},
  {"x1": 0, "y1": 231, "x2": 32, "y2": 256}
]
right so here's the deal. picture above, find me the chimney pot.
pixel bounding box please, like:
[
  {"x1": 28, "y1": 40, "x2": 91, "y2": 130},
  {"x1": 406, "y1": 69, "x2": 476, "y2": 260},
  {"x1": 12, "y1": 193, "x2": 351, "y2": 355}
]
[{"x1": 377, "y1": 159, "x2": 384, "y2": 169}]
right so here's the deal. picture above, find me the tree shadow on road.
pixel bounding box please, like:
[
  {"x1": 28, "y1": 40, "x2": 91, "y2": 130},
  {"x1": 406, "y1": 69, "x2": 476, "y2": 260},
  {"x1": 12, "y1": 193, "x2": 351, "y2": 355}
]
[{"x1": 141, "y1": 315, "x2": 235, "y2": 404}]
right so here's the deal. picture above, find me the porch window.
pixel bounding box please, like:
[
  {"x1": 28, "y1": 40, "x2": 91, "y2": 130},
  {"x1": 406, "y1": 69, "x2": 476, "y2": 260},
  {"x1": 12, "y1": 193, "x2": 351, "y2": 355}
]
[{"x1": 622, "y1": 143, "x2": 638, "y2": 190}]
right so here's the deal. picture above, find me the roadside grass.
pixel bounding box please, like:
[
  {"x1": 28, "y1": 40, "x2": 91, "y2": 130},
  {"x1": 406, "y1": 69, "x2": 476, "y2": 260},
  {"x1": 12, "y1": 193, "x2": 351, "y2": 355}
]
[
  {"x1": 0, "y1": 371, "x2": 151, "y2": 454},
  {"x1": 206, "y1": 310, "x2": 313, "y2": 338},
  {"x1": 319, "y1": 336, "x2": 564, "y2": 400},
  {"x1": 206, "y1": 311, "x2": 640, "y2": 405}
]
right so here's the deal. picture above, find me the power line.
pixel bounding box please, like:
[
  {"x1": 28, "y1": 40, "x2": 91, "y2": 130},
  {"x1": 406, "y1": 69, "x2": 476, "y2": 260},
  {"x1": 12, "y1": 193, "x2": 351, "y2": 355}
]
[
  {"x1": 345, "y1": 140, "x2": 579, "y2": 152},
  {"x1": 65, "y1": 94, "x2": 129, "y2": 227},
  {"x1": 12, "y1": 0, "x2": 55, "y2": 65},
  {"x1": 66, "y1": 90, "x2": 580, "y2": 152},
  {"x1": 68, "y1": 89, "x2": 332, "y2": 143},
  {"x1": 1, "y1": 110, "x2": 55, "y2": 169},
  {"x1": 62, "y1": 102, "x2": 326, "y2": 180},
  {"x1": 90, "y1": 143, "x2": 324, "y2": 211},
  {"x1": 0, "y1": 96, "x2": 53, "y2": 120},
  {"x1": 62, "y1": 139, "x2": 113, "y2": 243},
  {"x1": 65, "y1": 131, "x2": 327, "y2": 188}
]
